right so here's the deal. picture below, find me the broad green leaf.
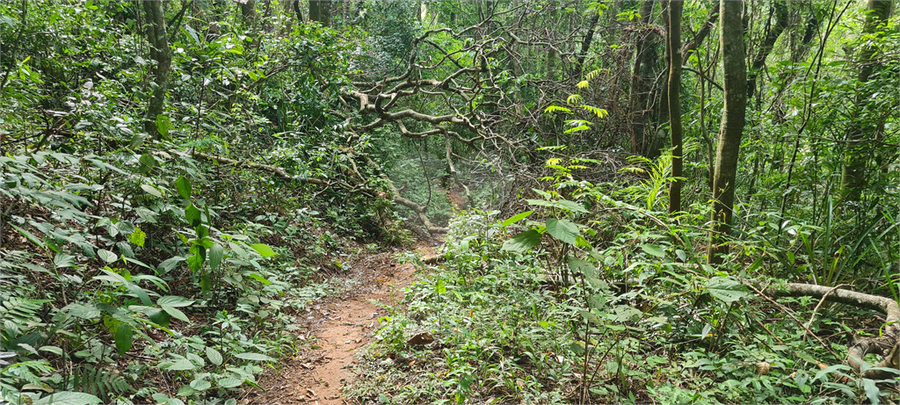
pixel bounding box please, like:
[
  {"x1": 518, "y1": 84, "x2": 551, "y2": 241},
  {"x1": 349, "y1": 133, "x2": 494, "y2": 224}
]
[
  {"x1": 160, "y1": 358, "x2": 196, "y2": 371},
  {"x1": 155, "y1": 115, "x2": 172, "y2": 137},
  {"x1": 98, "y1": 249, "x2": 117, "y2": 264},
  {"x1": 54, "y1": 252, "x2": 76, "y2": 269},
  {"x1": 158, "y1": 296, "x2": 194, "y2": 307},
  {"x1": 10, "y1": 224, "x2": 45, "y2": 249},
  {"x1": 176, "y1": 385, "x2": 198, "y2": 397},
  {"x1": 140, "y1": 184, "x2": 162, "y2": 198},
  {"x1": 175, "y1": 175, "x2": 192, "y2": 200},
  {"x1": 217, "y1": 377, "x2": 243, "y2": 388},
  {"x1": 206, "y1": 346, "x2": 223, "y2": 366},
  {"x1": 557, "y1": 199, "x2": 588, "y2": 213},
  {"x1": 161, "y1": 305, "x2": 190, "y2": 323},
  {"x1": 115, "y1": 324, "x2": 133, "y2": 354},
  {"x1": 129, "y1": 227, "x2": 146, "y2": 247},
  {"x1": 147, "y1": 308, "x2": 171, "y2": 327},
  {"x1": 185, "y1": 204, "x2": 202, "y2": 227},
  {"x1": 641, "y1": 244, "x2": 666, "y2": 258},
  {"x1": 863, "y1": 378, "x2": 880, "y2": 405},
  {"x1": 502, "y1": 210, "x2": 534, "y2": 227},
  {"x1": 567, "y1": 256, "x2": 596, "y2": 278},
  {"x1": 501, "y1": 229, "x2": 542, "y2": 253},
  {"x1": 138, "y1": 153, "x2": 157, "y2": 173},
  {"x1": 209, "y1": 243, "x2": 224, "y2": 271},
  {"x1": 190, "y1": 378, "x2": 212, "y2": 391},
  {"x1": 33, "y1": 391, "x2": 102, "y2": 405},
  {"x1": 705, "y1": 276, "x2": 750, "y2": 304},
  {"x1": 233, "y1": 352, "x2": 274, "y2": 361},
  {"x1": 246, "y1": 272, "x2": 272, "y2": 285},
  {"x1": 250, "y1": 244, "x2": 277, "y2": 258},
  {"x1": 546, "y1": 218, "x2": 579, "y2": 245}
]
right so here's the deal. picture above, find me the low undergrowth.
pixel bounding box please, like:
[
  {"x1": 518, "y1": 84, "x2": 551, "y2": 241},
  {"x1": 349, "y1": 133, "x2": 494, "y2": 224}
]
[{"x1": 349, "y1": 173, "x2": 899, "y2": 404}]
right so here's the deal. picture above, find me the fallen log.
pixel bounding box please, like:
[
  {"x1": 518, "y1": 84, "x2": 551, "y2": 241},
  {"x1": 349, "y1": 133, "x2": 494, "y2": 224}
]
[{"x1": 747, "y1": 280, "x2": 900, "y2": 379}]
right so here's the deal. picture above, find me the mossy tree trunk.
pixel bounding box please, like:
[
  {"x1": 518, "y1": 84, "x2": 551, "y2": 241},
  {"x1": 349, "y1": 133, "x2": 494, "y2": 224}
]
[
  {"x1": 708, "y1": 0, "x2": 747, "y2": 263},
  {"x1": 143, "y1": 0, "x2": 171, "y2": 138}
]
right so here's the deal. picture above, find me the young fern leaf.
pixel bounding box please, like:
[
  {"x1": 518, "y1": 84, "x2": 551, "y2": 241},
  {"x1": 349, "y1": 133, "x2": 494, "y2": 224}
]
[{"x1": 544, "y1": 105, "x2": 572, "y2": 114}]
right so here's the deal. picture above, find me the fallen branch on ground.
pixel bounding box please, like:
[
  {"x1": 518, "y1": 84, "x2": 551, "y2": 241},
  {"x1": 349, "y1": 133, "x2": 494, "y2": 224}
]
[{"x1": 745, "y1": 279, "x2": 900, "y2": 379}]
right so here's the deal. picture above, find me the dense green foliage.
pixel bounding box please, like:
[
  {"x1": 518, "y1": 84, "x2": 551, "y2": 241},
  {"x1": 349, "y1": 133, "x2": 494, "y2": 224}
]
[{"x1": 1, "y1": 0, "x2": 898, "y2": 404}]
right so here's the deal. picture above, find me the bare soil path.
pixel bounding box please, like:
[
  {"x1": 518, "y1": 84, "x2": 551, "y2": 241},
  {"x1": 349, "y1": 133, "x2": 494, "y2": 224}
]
[{"x1": 240, "y1": 244, "x2": 436, "y2": 404}]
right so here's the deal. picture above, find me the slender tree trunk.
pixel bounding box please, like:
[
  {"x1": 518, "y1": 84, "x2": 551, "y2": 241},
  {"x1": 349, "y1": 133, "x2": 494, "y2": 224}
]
[
  {"x1": 839, "y1": 0, "x2": 893, "y2": 204},
  {"x1": 629, "y1": 1, "x2": 656, "y2": 156},
  {"x1": 747, "y1": 0, "x2": 788, "y2": 100},
  {"x1": 708, "y1": 0, "x2": 747, "y2": 264},
  {"x1": 309, "y1": 0, "x2": 332, "y2": 27},
  {"x1": 573, "y1": 10, "x2": 600, "y2": 80},
  {"x1": 143, "y1": 0, "x2": 171, "y2": 139},
  {"x1": 667, "y1": 0, "x2": 684, "y2": 214}
]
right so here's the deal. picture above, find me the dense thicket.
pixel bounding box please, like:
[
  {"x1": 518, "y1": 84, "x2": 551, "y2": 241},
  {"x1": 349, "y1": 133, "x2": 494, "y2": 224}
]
[{"x1": 1, "y1": 1, "x2": 897, "y2": 404}]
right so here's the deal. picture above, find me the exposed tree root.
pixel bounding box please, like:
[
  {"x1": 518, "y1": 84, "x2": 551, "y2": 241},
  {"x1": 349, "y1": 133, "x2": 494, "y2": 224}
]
[{"x1": 747, "y1": 280, "x2": 900, "y2": 379}]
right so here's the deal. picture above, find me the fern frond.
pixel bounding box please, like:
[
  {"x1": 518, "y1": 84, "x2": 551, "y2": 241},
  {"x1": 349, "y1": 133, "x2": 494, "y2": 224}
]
[
  {"x1": 580, "y1": 105, "x2": 608, "y2": 119},
  {"x1": 583, "y1": 69, "x2": 603, "y2": 82},
  {"x1": 67, "y1": 365, "x2": 133, "y2": 402},
  {"x1": 544, "y1": 105, "x2": 572, "y2": 114},
  {"x1": 566, "y1": 94, "x2": 584, "y2": 104}
]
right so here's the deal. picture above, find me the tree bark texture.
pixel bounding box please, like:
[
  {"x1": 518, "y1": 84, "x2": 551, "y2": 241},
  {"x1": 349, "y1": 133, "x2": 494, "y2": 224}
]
[
  {"x1": 629, "y1": 1, "x2": 659, "y2": 156},
  {"x1": 839, "y1": 0, "x2": 893, "y2": 204},
  {"x1": 666, "y1": 0, "x2": 684, "y2": 214},
  {"x1": 708, "y1": 0, "x2": 747, "y2": 263},
  {"x1": 309, "y1": 0, "x2": 332, "y2": 27},
  {"x1": 747, "y1": 0, "x2": 788, "y2": 100},
  {"x1": 143, "y1": 0, "x2": 172, "y2": 139}
]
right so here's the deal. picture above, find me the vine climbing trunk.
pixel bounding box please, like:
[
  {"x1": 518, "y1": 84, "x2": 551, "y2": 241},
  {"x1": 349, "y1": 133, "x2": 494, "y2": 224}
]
[
  {"x1": 666, "y1": 0, "x2": 684, "y2": 214},
  {"x1": 142, "y1": 0, "x2": 171, "y2": 139},
  {"x1": 708, "y1": 0, "x2": 746, "y2": 263}
]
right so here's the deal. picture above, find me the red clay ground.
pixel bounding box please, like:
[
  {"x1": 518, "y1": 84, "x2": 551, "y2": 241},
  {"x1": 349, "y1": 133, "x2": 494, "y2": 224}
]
[{"x1": 239, "y1": 244, "x2": 436, "y2": 404}]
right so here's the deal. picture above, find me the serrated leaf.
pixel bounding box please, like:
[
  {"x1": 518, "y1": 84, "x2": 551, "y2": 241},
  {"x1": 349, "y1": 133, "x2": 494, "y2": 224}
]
[
  {"x1": 98, "y1": 249, "x2": 117, "y2": 263},
  {"x1": 209, "y1": 244, "x2": 224, "y2": 271},
  {"x1": 115, "y1": 324, "x2": 133, "y2": 354},
  {"x1": 641, "y1": 244, "x2": 666, "y2": 258},
  {"x1": 501, "y1": 229, "x2": 542, "y2": 253},
  {"x1": 206, "y1": 347, "x2": 223, "y2": 366},
  {"x1": 175, "y1": 175, "x2": 192, "y2": 200},
  {"x1": 546, "y1": 218, "x2": 579, "y2": 245},
  {"x1": 502, "y1": 210, "x2": 534, "y2": 227},
  {"x1": 233, "y1": 352, "x2": 274, "y2": 361},
  {"x1": 250, "y1": 244, "x2": 276, "y2": 258},
  {"x1": 33, "y1": 391, "x2": 103, "y2": 405},
  {"x1": 705, "y1": 276, "x2": 750, "y2": 304}
]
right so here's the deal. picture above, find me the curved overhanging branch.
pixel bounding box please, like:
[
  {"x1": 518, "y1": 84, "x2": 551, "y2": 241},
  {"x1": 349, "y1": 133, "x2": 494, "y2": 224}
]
[{"x1": 747, "y1": 280, "x2": 900, "y2": 379}]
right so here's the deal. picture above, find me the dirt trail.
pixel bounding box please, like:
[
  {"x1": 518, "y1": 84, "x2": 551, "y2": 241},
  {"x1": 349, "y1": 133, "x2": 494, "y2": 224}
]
[{"x1": 241, "y1": 246, "x2": 434, "y2": 404}]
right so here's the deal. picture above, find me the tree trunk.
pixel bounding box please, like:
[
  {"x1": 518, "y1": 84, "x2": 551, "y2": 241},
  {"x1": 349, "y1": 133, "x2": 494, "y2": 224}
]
[
  {"x1": 309, "y1": 0, "x2": 332, "y2": 27},
  {"x1": 708, "y1": 0, "x2": 747, "y2": 264},
  {"x1": 666, "y1": 0, "x2": 683, "y2": 214},
  {"x1": 143, "y1": 0, "x2": 171, "y2": 139},
  {"x1": 839, "y1": 0, "x2": 893, "y2": 205},
  {"x1": 747, "y1": 0, "x2": 788, "y2": 100},
  {"x1": 629, "y1": 1, "x2": 657, "y2": 156},
  {"x1": 573, "y1": 10, "x2": 600, "y2": 80}
]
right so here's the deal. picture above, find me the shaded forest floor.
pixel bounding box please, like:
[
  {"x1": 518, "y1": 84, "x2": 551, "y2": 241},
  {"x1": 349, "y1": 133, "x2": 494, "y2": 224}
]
[{"x1": 240, "y1": 242, "x2": 439, "y2": 404}]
